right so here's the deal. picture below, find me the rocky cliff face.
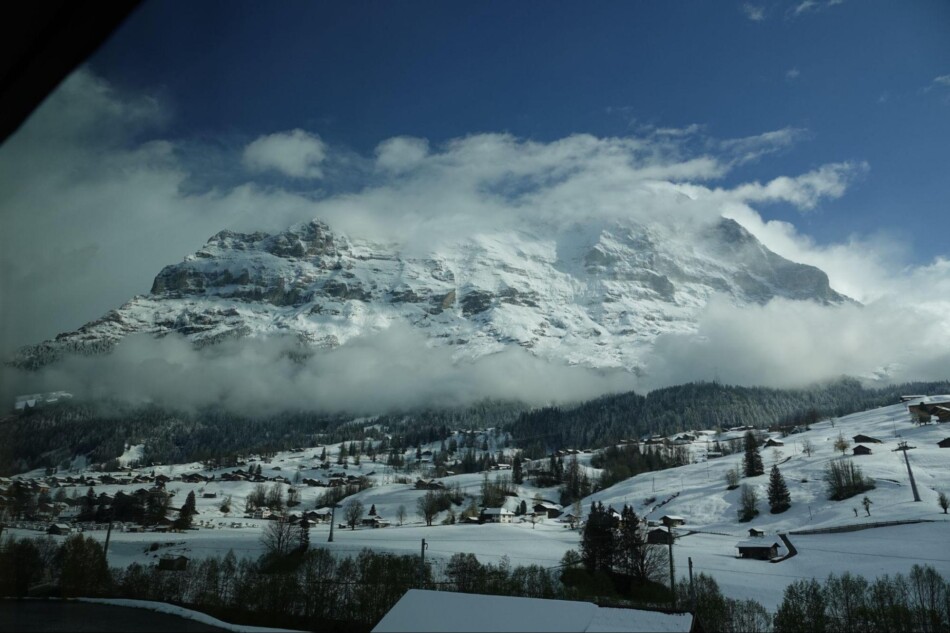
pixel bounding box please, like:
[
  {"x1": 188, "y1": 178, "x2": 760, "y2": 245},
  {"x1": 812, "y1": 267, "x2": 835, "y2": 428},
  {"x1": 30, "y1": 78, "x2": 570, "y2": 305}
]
[{"x1": 13, "y1": 217, "x2": 848, "y2": 371}]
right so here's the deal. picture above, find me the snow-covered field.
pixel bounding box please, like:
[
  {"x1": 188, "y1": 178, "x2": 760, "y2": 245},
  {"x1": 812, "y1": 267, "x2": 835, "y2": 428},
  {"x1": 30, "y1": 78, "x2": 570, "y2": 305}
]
[{"x1": 8, "y1": 399, "x2": 950, "y2": 610}]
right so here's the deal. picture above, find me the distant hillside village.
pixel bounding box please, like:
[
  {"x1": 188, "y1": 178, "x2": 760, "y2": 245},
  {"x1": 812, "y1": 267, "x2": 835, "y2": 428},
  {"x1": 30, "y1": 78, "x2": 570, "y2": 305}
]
[
  {"x1": 3, "y1": 392, "x2": 950, "y2": 633},
  {"x1": 3, "y1": 393, "x2": 948, "y2": 541}
]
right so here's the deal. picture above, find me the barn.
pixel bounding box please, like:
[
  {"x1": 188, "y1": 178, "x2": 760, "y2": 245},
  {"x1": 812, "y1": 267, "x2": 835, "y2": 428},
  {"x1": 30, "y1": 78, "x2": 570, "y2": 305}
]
[{"x1": 736, "y1": 539, "x2": 781, "y2": 560}]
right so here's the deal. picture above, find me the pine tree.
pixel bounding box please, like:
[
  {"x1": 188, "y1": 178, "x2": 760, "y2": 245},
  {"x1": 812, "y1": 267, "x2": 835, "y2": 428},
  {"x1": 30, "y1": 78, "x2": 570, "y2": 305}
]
[
  {"x1": 79, "y1": 486, "x2": 97, "y2": 521},
  {"x1": 175, "y1": 490, "x2": 197, "y2": 529},
  {"x1": 512, "y1": 455, "x2": 523, "y2": 484},
  {"x1": 580, "y1": 502, "x2": 615, "y2": 573},
  {"x1": 743, "y1": 431, "x2": 764, "y2": 477},
  {"x1": 767, "y1": 465, "x2": 791, "y2": 513},
  {"x1": 615, "y1": 505, "x2": 666, "y2": 582}
]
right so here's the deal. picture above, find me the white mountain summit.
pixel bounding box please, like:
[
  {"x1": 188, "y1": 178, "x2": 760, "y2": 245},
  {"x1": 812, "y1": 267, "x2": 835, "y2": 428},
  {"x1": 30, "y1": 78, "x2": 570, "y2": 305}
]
[{"x1": 14, "y1": 217, "x2": 847, "y2": 372}]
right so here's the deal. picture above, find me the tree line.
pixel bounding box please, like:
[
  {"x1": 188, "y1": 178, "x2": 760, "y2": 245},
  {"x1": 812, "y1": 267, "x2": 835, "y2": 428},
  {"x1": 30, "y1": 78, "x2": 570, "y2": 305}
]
[{"x1": 3, "y1": 530, "x2": 950, "y2": 632}]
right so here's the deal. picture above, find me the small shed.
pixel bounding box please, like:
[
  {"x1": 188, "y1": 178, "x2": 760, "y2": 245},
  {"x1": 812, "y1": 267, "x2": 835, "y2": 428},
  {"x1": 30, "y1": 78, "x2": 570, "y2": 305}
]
[
  {"x1": 853, "y1": 445, "x2": 872, "y2": 456},
  {"x1": 158, "y1": 555, "x2": 189, "y2": 571},
  {"x1": 736, "y1": 540, "x2": 781, "y2": 560},
  {"x1": 647, "y1": 527, "x2": 673, "y2": 545},
  {"x1": 852, "y1": 434, "x2": 882, "y2": 444},
  {"x1": 763, "y1": 438, "x2": 784, "y2": 448},
  {"x1": 748, "y1": 527, "x2": 765, "y2": 538},
  {"x1": 47, "y1": 523, "x2": 72, "y2": 535},
  {"x1": 661, "y1": 515, "x2": 686, "y2": 528},
  {"x1": 938, "y1": 438, "x2": 950, "y2": 449}
]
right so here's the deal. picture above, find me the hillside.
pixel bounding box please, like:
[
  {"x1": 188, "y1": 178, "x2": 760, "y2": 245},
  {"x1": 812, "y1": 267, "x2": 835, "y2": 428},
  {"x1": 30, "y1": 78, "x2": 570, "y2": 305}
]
[{"x1": 4, "y1": 398, "x2": 949, "y2": 613}]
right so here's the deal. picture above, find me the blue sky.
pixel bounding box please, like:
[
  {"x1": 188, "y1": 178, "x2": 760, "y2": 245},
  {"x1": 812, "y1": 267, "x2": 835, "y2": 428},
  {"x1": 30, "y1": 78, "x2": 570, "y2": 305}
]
[
  {"x1": 86, "y1": 0, "x2": 950, "y2": 256},
  {"x1": 2, "y1": 0, "x2": 950, "y2": 375}
]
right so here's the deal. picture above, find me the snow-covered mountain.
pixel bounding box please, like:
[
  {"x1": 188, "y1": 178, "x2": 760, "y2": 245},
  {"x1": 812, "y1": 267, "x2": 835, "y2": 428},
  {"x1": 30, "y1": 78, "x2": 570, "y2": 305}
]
[{"x1": 13, "y1": 217, "x2": 848, "y2": 370}]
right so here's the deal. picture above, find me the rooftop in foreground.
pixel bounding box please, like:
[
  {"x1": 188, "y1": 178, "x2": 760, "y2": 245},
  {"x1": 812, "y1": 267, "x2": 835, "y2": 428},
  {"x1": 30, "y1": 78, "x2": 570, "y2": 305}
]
[{"x1": 371, "y1": 589, "x2": 695, "y2": 633}]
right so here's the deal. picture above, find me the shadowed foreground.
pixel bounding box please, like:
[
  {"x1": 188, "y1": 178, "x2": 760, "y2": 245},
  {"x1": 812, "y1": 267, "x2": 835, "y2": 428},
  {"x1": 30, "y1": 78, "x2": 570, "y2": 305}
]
[{"x1": 0, "y1": 601, "x2": 226, "y2": 632}]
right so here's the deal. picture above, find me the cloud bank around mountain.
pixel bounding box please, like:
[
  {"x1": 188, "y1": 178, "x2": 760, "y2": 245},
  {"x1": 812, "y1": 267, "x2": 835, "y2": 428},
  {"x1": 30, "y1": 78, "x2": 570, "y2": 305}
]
[{"x1": 1, "y1": 68, "x2": 948, "y2": 410}]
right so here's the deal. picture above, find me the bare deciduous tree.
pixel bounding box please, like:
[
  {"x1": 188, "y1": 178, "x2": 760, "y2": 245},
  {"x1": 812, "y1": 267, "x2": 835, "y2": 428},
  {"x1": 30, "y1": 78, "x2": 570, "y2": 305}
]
[
  {"x1": 417, "y1": 491, "x2": 440, "y2": 527},
  {"x1": 260, "y1": 514, "x2": 299, "y2": 557},
  {"x1": 801, "y1": 438, "x2": 814, "y2": 457},
  {"x1": 344, "y1": 499, "x2": 364, "y2": 530}
]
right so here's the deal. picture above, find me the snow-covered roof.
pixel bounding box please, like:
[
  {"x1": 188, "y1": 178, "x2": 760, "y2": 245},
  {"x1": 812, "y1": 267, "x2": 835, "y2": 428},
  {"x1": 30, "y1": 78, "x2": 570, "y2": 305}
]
[
  {"x1": 481, "y1": 507, "x2": 514, "y2": 516},
  {"x1": 736, "y1": 539, "x2": 781, "y2": 548},
  {"x1": 371, "y1": 589, "x2": 693, "y2": 633}
]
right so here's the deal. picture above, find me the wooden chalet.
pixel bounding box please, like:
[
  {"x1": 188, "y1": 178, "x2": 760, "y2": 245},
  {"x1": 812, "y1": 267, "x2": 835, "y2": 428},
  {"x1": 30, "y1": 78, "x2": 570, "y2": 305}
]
[
  {"x1": 938, "y1": 438, "x2": 950, "y2": 449},
  {"x1": 736, "y1": 539, "x2": 781, "y2": 560},
  {"x1": 47, "y1": 523, "x2": 73, "y2": 535},
  {"x1": 852, "y1": 434, "x2": 882, "y2": 444},
  {"x1": 414, "y1": 479, "x2": 446, "y2": 491},
  {"x1": 533, "y1": 502, "x2": 562, "y2": 519},
  {"x1": 763, "y1": 438, "x2": 784, "y2": 448},
  {"x1": 853, "y1": 445, "x2": 872, "y2": 456},
  {"x1": 306, "y1": 508, "x2": 332, "y2": 522},
  {"x1": 660, "y1": 515, "x2": 686, "y2": 528},
  {"x1": 647, "y1": 527, "x2": 673, "y2": 545},
  {"x1": 480, "y1": 508, "x2": 514, "y2": 523},
  {"x1": 748, "y1": 527, "x2": 765, "y2": 538},
  {"x1": 908, "y1": 401, "x2": 950, "y2": 422}
]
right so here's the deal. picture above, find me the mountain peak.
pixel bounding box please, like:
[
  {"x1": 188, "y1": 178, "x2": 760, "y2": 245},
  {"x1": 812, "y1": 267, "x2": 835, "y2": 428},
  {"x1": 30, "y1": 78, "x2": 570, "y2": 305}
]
[{"x1": 13, "y1": 216, "x2": 848, "y2": 371}]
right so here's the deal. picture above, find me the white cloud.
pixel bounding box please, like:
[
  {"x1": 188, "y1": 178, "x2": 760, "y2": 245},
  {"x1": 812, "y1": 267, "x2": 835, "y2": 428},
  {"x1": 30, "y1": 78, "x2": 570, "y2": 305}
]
[
  {"x1": 789, "y1": 0, "x2": 845, "y2": 18},
  {"x1": 375, "y1": 136, "x2": 429, "y2": 172},
  {"x1": 242, "y1": 129, "x2": 327, "y2": 178},
  {"x1": 933, "y1": 75, "x2": 950, "y2": 88},
  {"x1": 719, "y1": 126, "x2": 807, "y2": 165},
  {"x1": 3, "y1": 68, "x2": 949, "y2": 401},
  {"x1": 724, "y1": 161, "x2": 867, "y2": 210},
  {"x1": 2, "y1": 326, "x2": 637, "y2": 414},
  {"x1": 642, "y1": 295, "x2": 950, "y2": 390},
  {"x1": 785, "y1": 68, "x2": 801, "y2": 81},
  {"x1": 742, "y1": 3, "x2": 766, "y2": 21}
]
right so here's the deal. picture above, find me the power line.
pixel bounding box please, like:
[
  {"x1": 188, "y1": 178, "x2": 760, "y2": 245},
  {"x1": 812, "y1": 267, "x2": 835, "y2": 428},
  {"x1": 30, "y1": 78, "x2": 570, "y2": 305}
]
[{"x1": 793, "y1": 546, "x2": 950, "y2": 564}]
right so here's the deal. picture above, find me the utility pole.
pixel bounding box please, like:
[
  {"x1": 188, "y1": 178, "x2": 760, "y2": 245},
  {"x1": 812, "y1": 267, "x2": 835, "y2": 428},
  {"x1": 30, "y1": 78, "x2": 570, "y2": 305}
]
[
  {"x1": 893, "y1": 442, "x2": 922, "y2": 502},
  {"x1": 667, "y1": 526, "x2": 676, "y2": 609},
  {"x1": 688, "y1": 557, "x2": 696, "y2": 613},
  {"x1": 103, "y1": 510, "x2": 114, "y2": 565},
  {"x1": 328, "y1": 504, "x2": 337, "y2": 542},
  {"x1": 420, "y1": 538, "x2": 428, "y2": 587}
]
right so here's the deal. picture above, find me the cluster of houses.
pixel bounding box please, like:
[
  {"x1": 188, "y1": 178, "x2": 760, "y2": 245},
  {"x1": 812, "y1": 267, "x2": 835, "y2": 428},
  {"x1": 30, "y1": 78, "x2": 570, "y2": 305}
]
[{"x1": 0, "y1": 471, "x2": 173, "y2": 525}]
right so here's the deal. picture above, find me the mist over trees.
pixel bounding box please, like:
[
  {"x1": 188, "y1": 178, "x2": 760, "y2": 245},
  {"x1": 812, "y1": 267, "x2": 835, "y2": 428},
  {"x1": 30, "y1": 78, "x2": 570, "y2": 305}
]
[{"x1": 4, "y1": 378, "x2": 949, "y2": 477}]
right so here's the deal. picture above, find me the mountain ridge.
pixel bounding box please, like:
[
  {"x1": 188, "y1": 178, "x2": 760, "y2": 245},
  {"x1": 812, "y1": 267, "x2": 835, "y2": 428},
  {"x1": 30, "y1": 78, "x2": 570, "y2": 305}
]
[{"x1": 12, "y1": 216, "x2": 849, "y2": 371}]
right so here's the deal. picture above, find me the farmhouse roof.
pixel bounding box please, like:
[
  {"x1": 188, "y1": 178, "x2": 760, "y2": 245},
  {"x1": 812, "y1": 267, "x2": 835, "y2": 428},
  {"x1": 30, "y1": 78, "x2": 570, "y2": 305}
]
[
  {"x1": 736, "y1": 539, "x2": 781, "y2": 549},
  {"x1": 372, "y1": 589, "x2": 693, "y2": 632}
]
